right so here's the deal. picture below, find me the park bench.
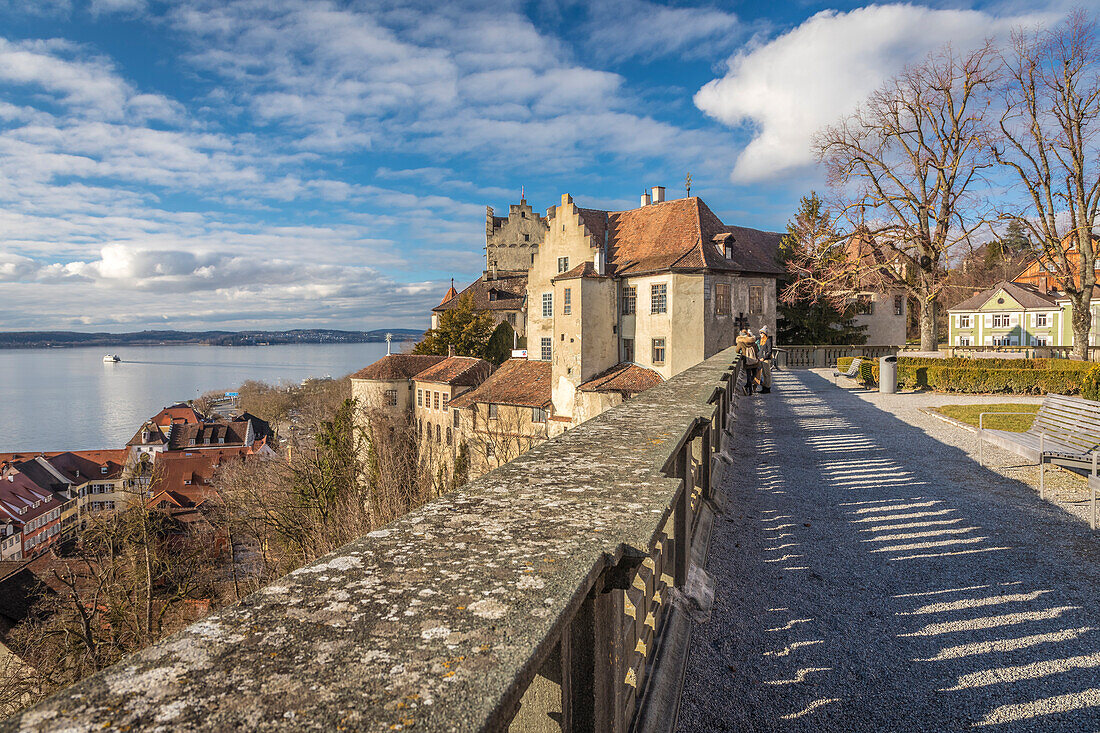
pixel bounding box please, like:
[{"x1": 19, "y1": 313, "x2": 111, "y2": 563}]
[
  {"x1": 979, "y1": 394, "x2": 1100, "y2": 520},
  {"x1": 832, "y1": 357, "x2": 863, "y2": 385}
]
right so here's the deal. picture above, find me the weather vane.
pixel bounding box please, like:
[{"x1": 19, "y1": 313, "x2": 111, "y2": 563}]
[{"x1": 685, "y1": 172, "x2": 692, "y2": 197}]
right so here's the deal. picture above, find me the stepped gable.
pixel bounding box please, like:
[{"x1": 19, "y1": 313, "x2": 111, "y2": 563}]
[
  {"x1": 577, "y1": 363, "x2": 664, "y2": 395},
  {"x1": 605, "y1": 197, "x2": 784, "y2": 277},
  {"x1": 449, "y1": 359, "x2": 551, "y2": 409},
  {"x1": 432, "y1": 272, "x2": 527, "y2": 314},
  {"x1": 412, "y1": 356, "x2": 492, "y2": 387},
  {"x1": 350, "y1": 354, "x2": 445, "y2": 381}
]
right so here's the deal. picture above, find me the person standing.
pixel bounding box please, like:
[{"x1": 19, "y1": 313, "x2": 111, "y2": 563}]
[
  {"x1": 757, "y1": 326, "x2": 773, "y2": 394},
  {"x1": 735, "y1": 329, "x2": 760, "y2": 394}
]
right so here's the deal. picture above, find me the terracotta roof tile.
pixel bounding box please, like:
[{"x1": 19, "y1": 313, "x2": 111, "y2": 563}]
[
  {"x1": 604, "y1": 197, "x2": 784, "y2": 277},
  {"x1": 449, "y1": 359, "x2": 551, "y2": 409},
  {"x1": 350, "y1": 354, "x2": 445, "y2": 380},
  {"x1": 577, "y1": 363, "x2": 664, "y2": 394},
  {"x1": 412, "y1": 356, "x2": 492, "y2": 387},
  {"x1": 551, "y1": 261, "x2": 609, "y2": 282}
]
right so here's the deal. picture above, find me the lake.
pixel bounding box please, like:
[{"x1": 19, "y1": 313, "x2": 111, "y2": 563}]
[{"x1": 0, "y1": 342, "x2": 394, "y2": 452}]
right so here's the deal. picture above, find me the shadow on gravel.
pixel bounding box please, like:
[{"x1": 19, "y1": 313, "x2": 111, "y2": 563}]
[{"x1": 679, "y1": 370, "x2": 1100, "y2": 733}]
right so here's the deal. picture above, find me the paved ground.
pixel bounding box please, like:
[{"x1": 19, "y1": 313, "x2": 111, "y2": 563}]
[{"x1": 679, "y1": 370, "x2": 1100, "y2": 732}]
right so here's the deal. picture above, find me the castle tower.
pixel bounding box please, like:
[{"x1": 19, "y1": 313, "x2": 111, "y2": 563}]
[{"x1": 485, "y1": 198, "x2": 548, "y2": 272}]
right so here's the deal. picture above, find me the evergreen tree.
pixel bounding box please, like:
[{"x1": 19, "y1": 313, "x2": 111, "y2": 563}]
[
  {"x1": 777, "y1": 192, "x2": 868, "y2": 344},
  {"x1": 413, "y1": 292, "x2": 495, "y2": 358},
  {"x1": 484, "y1": 321, "x2": 514, "y2": 365}
]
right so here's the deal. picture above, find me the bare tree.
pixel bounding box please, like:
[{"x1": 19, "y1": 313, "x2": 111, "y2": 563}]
[
  {"x1": 995, "y1": 12, "x2": 1100, "y2": 359},
  {"x1": 813, "y1": 43, "x2": 1000, "y2": 350}
]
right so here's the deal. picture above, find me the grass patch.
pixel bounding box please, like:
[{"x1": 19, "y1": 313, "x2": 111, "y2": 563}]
[{"x1": 932, "y1": 403, "x2": 1040, "y2": 432}]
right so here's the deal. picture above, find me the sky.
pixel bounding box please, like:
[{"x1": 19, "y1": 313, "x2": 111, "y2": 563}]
[{"x1": 0, "y1": 0, "x2": 1078, "y2": 332}]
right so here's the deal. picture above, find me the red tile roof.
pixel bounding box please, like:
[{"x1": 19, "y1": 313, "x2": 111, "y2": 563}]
[
  {"x1": 151, "y1": 404, "x2": 202, "y2": 428},
  {"x1": 128, "y1": 421, "x2": 168, "y2": 447},
  {"x1": 449, "y1": 359, "x2": 552, "y2": 409},
  {"x1": 350, "y1": 354, "x2": 445, "y2": 380},
  {"x1": 412, "y1": 356, "x2": 492, "y2": 387},
  {"x1": 577, "y1": 363, "x2": 663, "y2": 395},
  {"x1": 605, "y1": 197, "x2": 783, "y2": 277},
  {"x1": 150, "y1": 448, "x2": 253, "y2": 508},
  {"x1": 167, "y1": 421, "x2": 251, "y2": 451},
  {"x1": 551, "y1": 261, "x2": 609, "y2": 282}
]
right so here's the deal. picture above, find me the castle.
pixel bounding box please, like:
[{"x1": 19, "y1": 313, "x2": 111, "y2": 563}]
[{"x1": 356, "y1": 186, "x2": 782, "y2": 477}]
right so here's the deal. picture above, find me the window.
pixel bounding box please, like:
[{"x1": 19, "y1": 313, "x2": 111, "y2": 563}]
[
  {"x1": 433, "y1": 392, "x2": 440, "y2": 410},
  {"x1": 715, "y1": 282, "x2": 730, "y2": 315},
  {"x1": 563, "y1": 288, "x2": 572, "y2": 315},
  {"x1": 542, "y1": 292, "x2": 553, "y2": 318},
  {"x1": 558, "y1": 256, "x2": 569, "y2": 273},
  {"x1": 651, "y1": 283, "x2": 667, "y2": 314},
  {"x1": 417, "y1": 389, "x2": 423, "y2": 407},
  {"x1": 623, "y1": 338, "x2": 634, "y2": 363},
  {"x1": 532, "y1": 407, "x2": 547, "y2": 423},
  {"x1": 959, "y1": 315, "x2": 971, "y2": 328},
  {"x1": 622, "y1": 286, "x2": 637, "y2": 315},
  {"x1": 724, "y1": 243, "x2": 734, "y2": 259},
  {"x1": 488, "y1": 290, "x2": 498, "y2": 302},
  {"x1": 523, "y1": 233, "x2": 529, "y2": 241},
  {"x1": 652, "y1": 338, "x2": 666, "y2": 365},
  {"x1": 992, "y1": 313, "x2": 1008, "y2": 327},
  {"x1": 453, "y1": 410, "x2": 460, "y2": 428},
  {"x1": 446, "y1": 427, "x2": 452, "y2": 445},
  {"x1": 541, "y1": 337, "x2": 552, "y2": 361},
  {"x1": 854, "y1": 293, "x2": 872, "y2": 315},
  {"x1": 1035, "y1": 336, "x2": 1047, "y2": 346},
  {"x1": 489, "y1": 403, "x2": 499, "y2": 420},
  {"x1": 507, "y1": 312, "x2": 516, "y2": 326},
  {"x1": 436, "y1": 424, "x2": 441, "y2": 442},
  {"x1": 1036, "y1": 312, "x2": 1048, "y2": 327},
  {"x1": 893, "y1": 294, "x2": 903, "y2": 316},
  {"x1": 384, "y1": 389, "x2": 398, "y2": 406}
]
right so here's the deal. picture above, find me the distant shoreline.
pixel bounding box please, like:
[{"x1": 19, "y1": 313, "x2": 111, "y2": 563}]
[{"x1": 0, "y1": 328, "x2": 424, "y2": 350}]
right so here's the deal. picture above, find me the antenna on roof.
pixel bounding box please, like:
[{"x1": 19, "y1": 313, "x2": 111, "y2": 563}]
[
  {"x1": 520, "y1": 185, "x2": 525, "y2": 201},
  {"x1": 385, "y1": 332, "x2": 393, "y2": 356},
  {"x1": 685, "y1": 172, "x2": 692, "y2": 197}
]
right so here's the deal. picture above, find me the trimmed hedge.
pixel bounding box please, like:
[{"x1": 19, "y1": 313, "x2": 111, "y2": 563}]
[{"x1": 835, "y1": 356, "x2": 1097, "y2": 395}]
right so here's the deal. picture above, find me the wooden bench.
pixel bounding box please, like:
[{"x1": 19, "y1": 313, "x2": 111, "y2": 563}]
[
  {"x1": 832, "y1": 357, "x2": 862, "y2": 385},
  {"x1": 979, "y1": 394, "x2": 1100, "y2": 511}
]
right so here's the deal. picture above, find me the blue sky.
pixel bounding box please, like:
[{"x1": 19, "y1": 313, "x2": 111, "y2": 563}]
[{"x1": 0, "y1": 0, "x2": 1072, "y2": 331}]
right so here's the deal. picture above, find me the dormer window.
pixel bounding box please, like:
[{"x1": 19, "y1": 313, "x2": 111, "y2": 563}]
[
  {"x1": 724, "y1": 244, "x2": 733, "y2": 259},
  {"x1": 101, "y1": 466, "x2": 108, "y2": 475},
  {"x1": 488, "y1": 290, "x2": 498, "y2": 302}
]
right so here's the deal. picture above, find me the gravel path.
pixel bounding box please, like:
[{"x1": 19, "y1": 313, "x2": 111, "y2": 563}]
[{"x1": 679, "y1": 369, "x2": 1100, "y2": 732}]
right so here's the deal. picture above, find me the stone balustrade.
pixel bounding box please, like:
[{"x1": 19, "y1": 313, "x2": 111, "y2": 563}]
[{"x1": 2, "y1": 347, "x2": 745, "y2": 733}]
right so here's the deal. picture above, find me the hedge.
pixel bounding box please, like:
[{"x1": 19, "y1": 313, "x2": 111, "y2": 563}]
[{"x1": 834, "y1": 356, "x2": 1099, "y2": 395}]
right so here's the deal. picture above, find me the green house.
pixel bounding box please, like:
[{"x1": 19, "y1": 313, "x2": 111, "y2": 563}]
[{"x1": 948, "y1": 281, "x2": 1065, "y2": 347}]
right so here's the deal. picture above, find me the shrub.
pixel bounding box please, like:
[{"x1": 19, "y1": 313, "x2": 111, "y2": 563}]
[
  {"x1": 834, "y1": 356, "x2": 1095, "y2": 395},
  {"x1": 1083, "y1": 367, "x2": 1100, "y2": 402}
]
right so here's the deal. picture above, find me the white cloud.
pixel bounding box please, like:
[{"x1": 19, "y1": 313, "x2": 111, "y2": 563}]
[
  {"x1": 581, "y1": 0, "x2": 741, "y2": 63},
  {"x1": 88, "y1": 0, "x2": 147, "y2": 14},
  {"x1": 695, "y1": 4, "x2": 1053, "y2": 183}
]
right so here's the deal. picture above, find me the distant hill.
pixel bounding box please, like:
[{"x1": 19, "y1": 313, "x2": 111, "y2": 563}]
[{"x1": 0, "y1": 329, "x2": 426, "y2": 349}]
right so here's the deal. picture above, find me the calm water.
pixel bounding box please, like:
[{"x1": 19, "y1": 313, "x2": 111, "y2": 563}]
[{"x1": 0, "y1": 342, "x2": 393, "y2": 452}]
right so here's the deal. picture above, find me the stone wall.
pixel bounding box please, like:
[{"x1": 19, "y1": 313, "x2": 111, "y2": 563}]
[{"x1": 486, "y1": 200, "x2": 547, "y2": 272}]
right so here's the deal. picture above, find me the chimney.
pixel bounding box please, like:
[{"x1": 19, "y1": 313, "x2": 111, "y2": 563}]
[
  {"x1": 652, "y1": 186, "x2": 665, "y2": 203},
  {"x1": 640, "y1": 190, "x2": 651, "y2": 207},
  {"x1": 1039, "y1": 277, "x2": 1048, "y2": 294},
  {"x1": 448, "y1": 344, "x2": 456, "y2": 358}
]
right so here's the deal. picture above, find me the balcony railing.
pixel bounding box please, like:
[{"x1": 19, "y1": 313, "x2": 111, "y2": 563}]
[{"x1": 1, "y1": 347, "x2": 746, "y2": 733}]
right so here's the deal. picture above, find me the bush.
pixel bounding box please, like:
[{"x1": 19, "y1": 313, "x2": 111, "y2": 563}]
[
  {"x1": 834, "y1": 356, "x2": 1095, "y2": 395},
  {"x1": 1083, "y1": 367, "x2": 1100, "y2": 402}
]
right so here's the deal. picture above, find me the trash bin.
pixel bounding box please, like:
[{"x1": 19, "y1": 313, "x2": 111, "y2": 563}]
[{"x1": 879, "y1": 355, "x2": 898, "y2": 394}]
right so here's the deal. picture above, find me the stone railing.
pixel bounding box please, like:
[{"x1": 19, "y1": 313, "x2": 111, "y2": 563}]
[
  {"x1": 777, "y1": 344, "x2": 900, "y2": 368},
  {"x1": 2, "y1": 348, "x2": 745, "y2": 733}
]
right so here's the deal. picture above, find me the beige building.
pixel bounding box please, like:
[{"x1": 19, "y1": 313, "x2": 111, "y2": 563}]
[
  {"x1": 350, "y1": 354, "x2": 447, "y2": 416},
  {"x1": 527, "y1": 190, "x2": 781, "y2": 422},
  {"x1": 412, "y1": 356, "x2": 492, "y2": 462},
  {"x1": 486, "y1": 198, "x2": 548, "y2": 272}
]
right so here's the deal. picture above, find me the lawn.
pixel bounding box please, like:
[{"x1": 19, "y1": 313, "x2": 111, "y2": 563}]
[{"x1": 932, "y1": 403, "x2": 1040, "y2": 432}]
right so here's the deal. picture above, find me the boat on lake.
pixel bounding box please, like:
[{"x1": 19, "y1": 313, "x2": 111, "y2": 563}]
[{"x1": 102, "y1": 354, "x2": 121, "y2": 363}]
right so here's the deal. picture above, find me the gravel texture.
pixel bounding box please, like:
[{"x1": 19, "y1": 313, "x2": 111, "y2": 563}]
[{"x1": 679, "y1": 369, "x2": 1100, "y2": 732}]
